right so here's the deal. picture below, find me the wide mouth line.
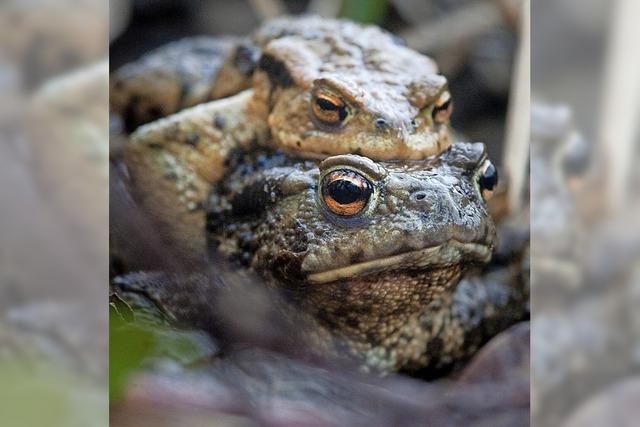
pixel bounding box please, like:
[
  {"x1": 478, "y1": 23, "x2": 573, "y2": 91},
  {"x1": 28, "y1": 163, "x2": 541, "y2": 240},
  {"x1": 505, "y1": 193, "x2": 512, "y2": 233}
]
[{"x1": 306, "y1": 240, "x2": 491, "y2": 284}]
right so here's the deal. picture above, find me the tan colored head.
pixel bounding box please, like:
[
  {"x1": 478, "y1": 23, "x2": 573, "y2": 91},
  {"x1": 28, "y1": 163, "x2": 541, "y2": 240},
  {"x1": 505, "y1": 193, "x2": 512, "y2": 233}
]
[{"x1": 247, "y1": 16, "x2": 453, "y2": 161}]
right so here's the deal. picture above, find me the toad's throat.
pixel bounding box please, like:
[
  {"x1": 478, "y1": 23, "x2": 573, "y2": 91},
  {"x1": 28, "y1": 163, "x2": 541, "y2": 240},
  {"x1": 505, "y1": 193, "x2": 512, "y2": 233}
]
[{"x1": 306, "y1": 240, "x2": 491, "y2": 284}]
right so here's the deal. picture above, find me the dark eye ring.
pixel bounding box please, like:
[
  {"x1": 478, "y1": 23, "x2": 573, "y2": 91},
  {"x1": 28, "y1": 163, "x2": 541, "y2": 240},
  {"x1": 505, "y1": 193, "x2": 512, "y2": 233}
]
[
  {"x1": 478, "y1": 161, "x2": 498, "y2": 200},
  {"x1": 321, "y1": 169, "x2": 373, "y2": 216}
]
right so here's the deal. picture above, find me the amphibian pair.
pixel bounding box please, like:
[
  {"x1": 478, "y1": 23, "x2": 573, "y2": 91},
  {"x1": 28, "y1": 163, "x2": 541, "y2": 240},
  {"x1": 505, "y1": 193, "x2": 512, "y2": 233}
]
[
  {"x1": 112, "y1": 16, "x2": 454, "y2": 259},
  {"x1": 111, "y1": 16, "x2": 526, "y2": 373}
]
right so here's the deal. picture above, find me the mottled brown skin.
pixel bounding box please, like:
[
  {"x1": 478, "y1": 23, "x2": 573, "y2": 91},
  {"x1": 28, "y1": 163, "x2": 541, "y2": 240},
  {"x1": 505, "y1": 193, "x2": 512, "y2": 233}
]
[
  {"x1": 205, "y1": 143, "x2": 523, "y2": 372},
  {"x1": 112, "y1": 17, "x2": 452, "y2": 156},
  {"x1": 115, "y1": 16, "x2": 453, "y2": 260},
  {"x1": 247, "y1": 16, "x2": 452, "y2": 160},
  {"x1": 122, "y1": 91, "x2": 266, "y2": 261}
]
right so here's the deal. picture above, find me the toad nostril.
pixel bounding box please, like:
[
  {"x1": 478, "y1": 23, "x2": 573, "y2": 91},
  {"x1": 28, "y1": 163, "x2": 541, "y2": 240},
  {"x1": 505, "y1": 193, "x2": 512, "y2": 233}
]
[{"x1": 375, "y1": 118, "x2": 389, "y2": 130}]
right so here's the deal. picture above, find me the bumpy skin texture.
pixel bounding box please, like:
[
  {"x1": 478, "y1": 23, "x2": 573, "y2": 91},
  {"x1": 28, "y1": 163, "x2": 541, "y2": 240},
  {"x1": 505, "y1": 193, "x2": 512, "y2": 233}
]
[
  {"x1": 110, "y1": 37, "x2": 246, "y2": 132},
  {"x1": 117, "y1": 16, "x2": 454, "y2": 261},
  {"x1": 123, "y1": 91, "x2": 265, "y2": 261},
  {"x1": 113, "y1": 17, "x2": 452, "y2": 158},
  {"x1": 247, "y1": 16, "x2": 452, "y2": 160},
  {"x1": 204, "y1": 143, "x2": 524, "y2": 372}
]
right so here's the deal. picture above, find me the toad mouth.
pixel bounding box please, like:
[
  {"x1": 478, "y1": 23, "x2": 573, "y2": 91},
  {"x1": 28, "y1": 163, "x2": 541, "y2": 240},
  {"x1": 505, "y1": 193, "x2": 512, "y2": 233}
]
[{"x1": 306, "y1": 240, "x2": 492, "y2": 284}]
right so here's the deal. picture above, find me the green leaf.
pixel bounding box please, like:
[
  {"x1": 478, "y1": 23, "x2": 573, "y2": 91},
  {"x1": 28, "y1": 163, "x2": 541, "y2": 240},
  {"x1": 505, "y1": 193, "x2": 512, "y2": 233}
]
[
  {"x1": 109, "y1": 312, "x2": 156, "y2": 402},
  {"x1": 341, "y1": 0, "x2": 390, "y2": 24}
]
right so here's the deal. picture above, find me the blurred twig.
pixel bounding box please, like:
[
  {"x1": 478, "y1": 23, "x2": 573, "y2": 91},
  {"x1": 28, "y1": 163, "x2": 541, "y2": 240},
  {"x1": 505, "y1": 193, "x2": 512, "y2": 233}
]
[
  {"x1": 503, "y1": 0, "x2": 529, "y2": 213},
  {"x1": 248, "y1": 0, "x2": 286, "y2": 21},
  {"x1": 308, "y1": 0, "x2": 343, "y2": 17},
  {"x1": 598, "y1": 0, "x2": 640, "y2": 211},
  {"x1": 400, "y1": 0, "x2": 519, "y2": 54},
  {"x1": 494, "y1": 0, "x2": 521, "y2": 30},
  {"x1": 110, "y1": 0, "x2": 131, "y2": 41}
]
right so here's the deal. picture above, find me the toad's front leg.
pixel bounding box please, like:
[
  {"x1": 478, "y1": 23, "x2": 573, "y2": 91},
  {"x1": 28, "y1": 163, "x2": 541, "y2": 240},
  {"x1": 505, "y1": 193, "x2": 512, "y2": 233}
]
[
  {"x1": 124, "y1": 89, "x2": 269, "y2": 263},
  {"x1": 412, "y1": 266, "x2": 529, "y2": 373}
]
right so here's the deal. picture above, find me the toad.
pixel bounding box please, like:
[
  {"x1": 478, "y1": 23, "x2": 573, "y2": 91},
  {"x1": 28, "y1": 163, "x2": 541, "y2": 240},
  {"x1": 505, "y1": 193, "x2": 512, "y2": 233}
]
[
  {"x1": 114, "y1": 143, "x2": 527, "y2": 372},
  {"x1": 205, "y1": 142, "x2": 524, "y2": 371},
  {"x1": 111, "y1": 16, "x2": 453, "y2": 260}
]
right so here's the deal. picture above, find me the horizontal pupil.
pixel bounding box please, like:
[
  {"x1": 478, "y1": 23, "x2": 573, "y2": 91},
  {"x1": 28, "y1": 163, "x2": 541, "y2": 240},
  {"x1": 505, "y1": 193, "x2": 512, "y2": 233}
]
[
  {"x1": 434, "y1": 100, "x2": 450, "y2": 113},
  {"x1": 316, "y1": 97, "x2": 341, "y2": 111},
  {"x1": 328, "y1": 180, "x2": 363, "y2": 204},
  {"x1": 479, "y1": 164, "x2": 498, "y2": 190}
]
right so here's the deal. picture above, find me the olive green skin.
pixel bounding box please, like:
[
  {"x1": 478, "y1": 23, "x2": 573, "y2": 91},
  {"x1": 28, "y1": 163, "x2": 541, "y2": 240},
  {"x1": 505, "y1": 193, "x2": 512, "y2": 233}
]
[{"x1": 206, "y1": 142, "x2": 511, "y2": 372}]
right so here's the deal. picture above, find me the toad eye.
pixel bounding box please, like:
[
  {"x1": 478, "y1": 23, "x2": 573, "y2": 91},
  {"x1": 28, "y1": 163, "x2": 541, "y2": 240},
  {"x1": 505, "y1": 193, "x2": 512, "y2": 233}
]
[
  {"x1": 321, "y1": 170, "x2": 373, "y2": 216},
  {"x1": 311, "y1": 89, "x2": 349, "y2": 127},
  {"x1": 432, "y1": 90, "x2": 453, "y2": 124},
  {"x1": 478, "y1": 160, "x2": 498, "y2": 200}
]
